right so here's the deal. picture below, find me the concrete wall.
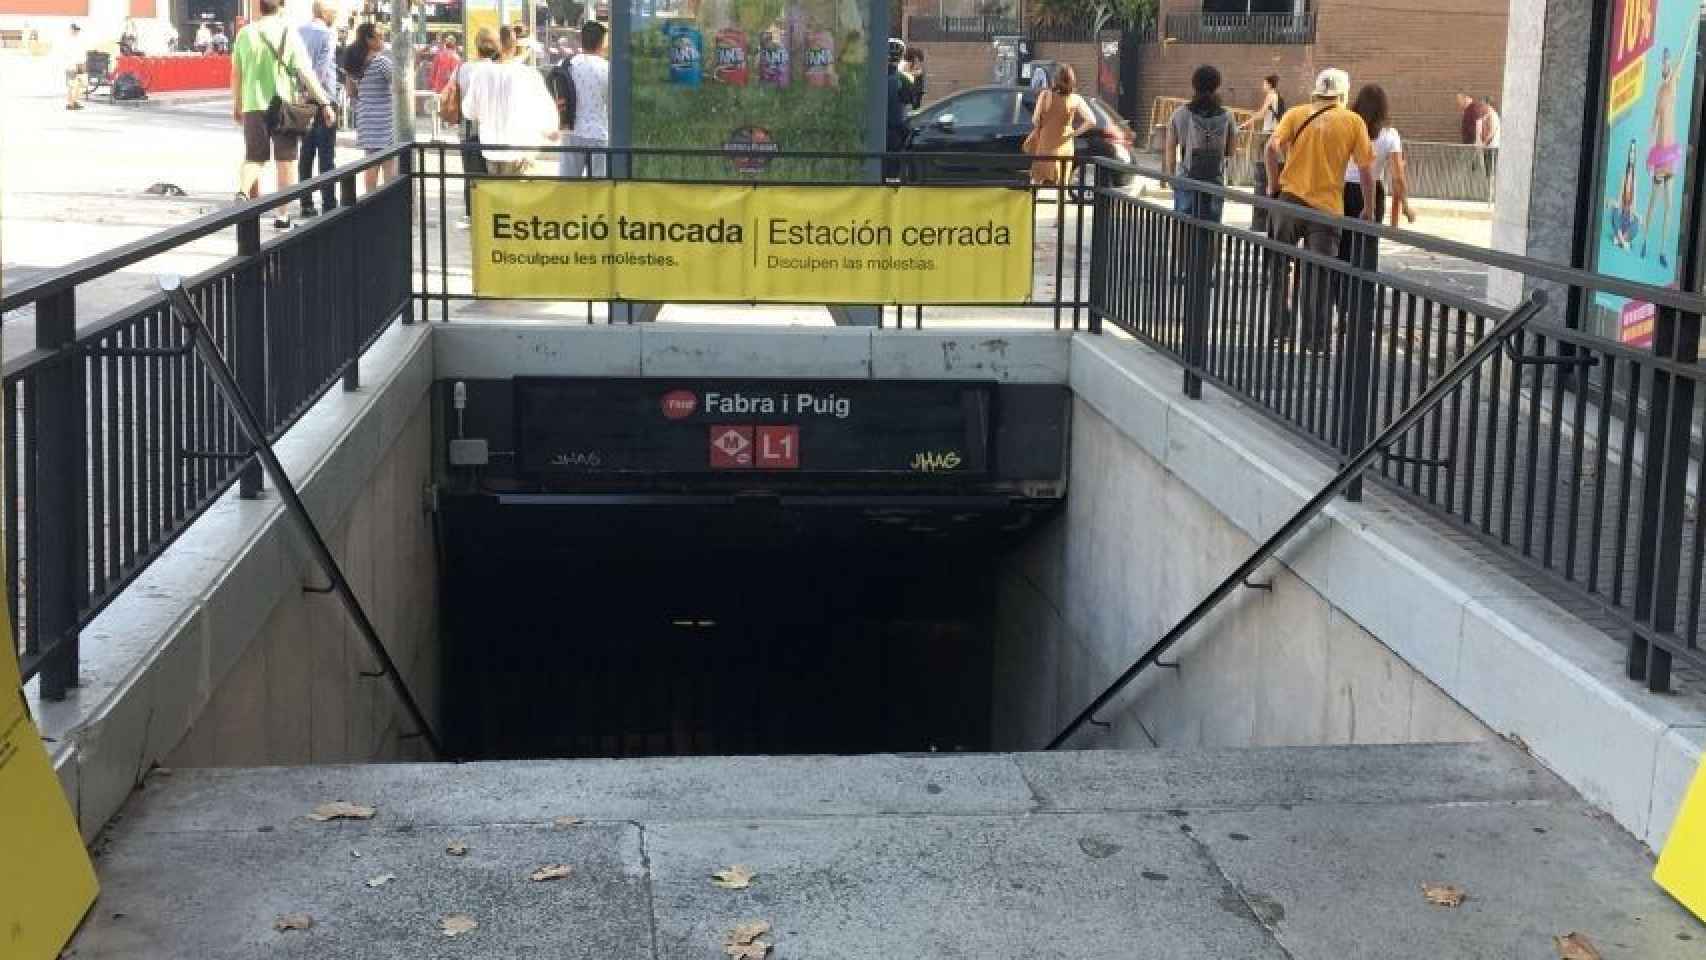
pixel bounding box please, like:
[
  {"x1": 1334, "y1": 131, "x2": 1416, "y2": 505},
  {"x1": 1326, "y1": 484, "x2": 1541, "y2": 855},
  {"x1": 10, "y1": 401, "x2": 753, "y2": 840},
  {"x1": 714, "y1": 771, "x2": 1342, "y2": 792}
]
[
  {"x1": 38, "y1": 320, "x2": 439, "y2": 839},
  {"x1": 164, "y1": 403, "x2": 439, "y2": 768},
  {"x1": 991, "y1": 398, "x2": 1487, "y2": 752},
  {"x1": 1041, "y1": 333, "x2": 1706, "y2": 852}
]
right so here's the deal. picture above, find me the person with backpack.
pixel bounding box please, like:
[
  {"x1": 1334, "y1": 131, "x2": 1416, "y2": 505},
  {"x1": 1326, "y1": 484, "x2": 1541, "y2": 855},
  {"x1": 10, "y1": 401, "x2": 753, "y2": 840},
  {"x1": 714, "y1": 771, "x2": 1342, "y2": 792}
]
[
  {"x1": 231, "y1": 0, "x2": 336, "y2": 229},
  {"x1": 1163, "y1": 65, "x2": 1235, "y2": 223},
  {"x1": 1243, "y1": 74, "x2": 1284, "y2": 231},
  {"x1": 549, "y1": 20, "x2": 609, "y2": 178},
  {"x1": 1261, "y1": 67, "x2": 1375, "y2": 353}
]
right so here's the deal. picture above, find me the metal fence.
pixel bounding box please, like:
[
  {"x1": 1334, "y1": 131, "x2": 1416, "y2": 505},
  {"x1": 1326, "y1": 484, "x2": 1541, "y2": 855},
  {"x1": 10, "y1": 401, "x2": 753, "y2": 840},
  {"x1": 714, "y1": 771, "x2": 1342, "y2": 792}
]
[
  {"x1": 2, "y1": 148, "x2": 411, "y2": 698},
  {"x1": 1090, "y1": 162, "x2": 1706, "y2": 690},
  {"x1": 8, "y1": 139, "x2": 1706, "y2": 704},
  {"x1": 1162, "y1": 12, "x2": 1317, "y2": 45}
]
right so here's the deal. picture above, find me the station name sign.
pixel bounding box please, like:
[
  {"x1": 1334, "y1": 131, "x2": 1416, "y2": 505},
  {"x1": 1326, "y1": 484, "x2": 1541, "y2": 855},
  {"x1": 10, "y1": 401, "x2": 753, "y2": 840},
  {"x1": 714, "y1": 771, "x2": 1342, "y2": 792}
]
[{"x1": 515, "y1": 378, "x2": 993, "y2": 477}]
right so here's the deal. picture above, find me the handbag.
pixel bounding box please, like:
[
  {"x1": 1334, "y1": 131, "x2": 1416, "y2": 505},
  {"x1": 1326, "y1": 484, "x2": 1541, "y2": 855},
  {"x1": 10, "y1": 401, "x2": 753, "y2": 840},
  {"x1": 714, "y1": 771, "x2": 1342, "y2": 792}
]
[
  {"x1": 439, "y1": 77, "x2": 462, "y2": 125},
  {"x1": 262, "y1": 28, "x2": 316, "y2": 136}
]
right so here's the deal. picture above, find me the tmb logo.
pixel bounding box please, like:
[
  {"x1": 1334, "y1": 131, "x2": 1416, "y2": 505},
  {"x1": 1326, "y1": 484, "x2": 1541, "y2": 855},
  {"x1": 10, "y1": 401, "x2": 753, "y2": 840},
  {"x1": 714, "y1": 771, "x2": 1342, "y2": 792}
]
[{"x1": 661, "y1": 389, "x2": 698, "y2": 420}]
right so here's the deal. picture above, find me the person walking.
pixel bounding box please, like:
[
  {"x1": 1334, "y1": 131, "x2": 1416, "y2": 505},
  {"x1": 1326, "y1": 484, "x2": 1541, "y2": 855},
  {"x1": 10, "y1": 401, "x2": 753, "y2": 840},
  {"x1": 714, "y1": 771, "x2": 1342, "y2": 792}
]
[
  {"x1": 559, "y1": 20, "x2": 609, "y2": 178},
  {"x1": 1027, "y1": 63, "x2": 1096, "y2": 188},
  {"x1": 1478, "y1": 95, "x2": 1501, "y2": 194},
  {"x1": 231, "y1": 0, "x2": 337, "y2": 229},
  {"x1": 210, "y1": 23, "x2": 229, "y2": 54},
  {"x1": 1243, "y1": 74, "x2": 1283, "y2": 230},
  {"x1": 297, "y1": 0, "x2": 340, "y2": 218},
  {"x1": 1334, "y1": 83, "x2": 1409, "y2": 323},
  {"x1": 62, "y1": 22, "x2": 88, "y2": 111},
  {"x1": 461, "y1": 28, "x2": 559, "y2": 175},
  {"x1": 1163, "y1": 64, "x2": 1235, "y2": 223},
  {"x1": 451, "y1": 27, "x2": 500, "y2": 227},
  {"x1": 194, "y1": 21, "x2": 212, "y2": 53},
  {"x1": 899, "y1": 47, "x2": 926, "y2": 112},
  {"x1": 430, "y1": 33, "x2": 462, "y2": 94},
  {"x1": 1262, "y1": 67, "x2": 1375, "y2": 352},
  {"x1": 343, "y1": 23, "x2": 398, "y2": 190}
]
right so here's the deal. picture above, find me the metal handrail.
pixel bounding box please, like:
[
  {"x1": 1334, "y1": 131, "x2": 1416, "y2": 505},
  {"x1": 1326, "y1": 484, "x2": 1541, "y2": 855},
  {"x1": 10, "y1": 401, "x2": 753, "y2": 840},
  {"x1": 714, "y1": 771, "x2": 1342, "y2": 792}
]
[
  {"x1": 0, "y1": 144, "x2": 409, "y2": 312},
  {"x1": 160, "y1": 275, "x2": 444, "y2": 759},
  {"x1": 1045, "y1": 291, "x2": 1550, "y2": 750},
  {"x1": 1086, "y1": 156, "x2": 1706, "y2": 315}
]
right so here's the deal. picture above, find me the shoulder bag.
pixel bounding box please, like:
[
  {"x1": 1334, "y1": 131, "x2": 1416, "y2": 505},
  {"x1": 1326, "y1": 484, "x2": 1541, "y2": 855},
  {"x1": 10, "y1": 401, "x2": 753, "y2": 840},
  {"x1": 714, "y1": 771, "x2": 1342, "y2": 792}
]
[{"x1": 262, "y1": 28, "x2": 317, "y2": 136}]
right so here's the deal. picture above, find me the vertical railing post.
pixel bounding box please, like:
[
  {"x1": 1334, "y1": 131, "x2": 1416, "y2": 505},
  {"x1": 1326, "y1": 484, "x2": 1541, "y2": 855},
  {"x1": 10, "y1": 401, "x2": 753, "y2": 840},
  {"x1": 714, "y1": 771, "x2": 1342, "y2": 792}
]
[
  {"x1": 234, "y1": 215, "x2": 266, "y2": 499},
  {"x1": 401, "y1": 147, "x2": 417, "y2": 326},
  {"x1": 1629, "y1": 304, "x2": 1701, "y2": 694},
  {"x1": 1182, "y1": 214, "x2": 1211, "y2": 399},
  {"x1": 33, "y1": 288, "x2": 84, "y2": 700},
  {"x1": 1087, "y1": 163, "x2": 1108, "y2": 335},
  {"x1": 1339, "y1": 228, "x2": 1378, "y2": 502},
  {"x1": 341, "y1": 174, "x2": 362, "y2": 392}
]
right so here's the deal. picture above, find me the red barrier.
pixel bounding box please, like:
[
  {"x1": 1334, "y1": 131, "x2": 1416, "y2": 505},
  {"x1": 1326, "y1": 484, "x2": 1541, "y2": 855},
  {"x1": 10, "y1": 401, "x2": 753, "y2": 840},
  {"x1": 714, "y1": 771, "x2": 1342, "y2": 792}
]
[{"x1": 113, "y1": 54, "x2": 232, "y2": 93}]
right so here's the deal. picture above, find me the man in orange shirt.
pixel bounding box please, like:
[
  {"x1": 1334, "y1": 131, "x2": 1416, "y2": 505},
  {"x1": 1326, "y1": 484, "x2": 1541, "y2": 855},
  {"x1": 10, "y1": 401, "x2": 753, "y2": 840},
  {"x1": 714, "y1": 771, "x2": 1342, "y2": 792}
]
[{"x1": 1263, "y1": 67, "x2": 1375, "y2": 351}]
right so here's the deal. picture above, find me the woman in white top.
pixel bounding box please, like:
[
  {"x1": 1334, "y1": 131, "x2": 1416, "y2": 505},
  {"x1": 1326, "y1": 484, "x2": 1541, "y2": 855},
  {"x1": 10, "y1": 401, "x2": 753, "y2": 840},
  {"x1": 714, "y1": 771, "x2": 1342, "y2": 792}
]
[{"x1": 1338, "y1": 84, "x2": 1415, "y2": 275}]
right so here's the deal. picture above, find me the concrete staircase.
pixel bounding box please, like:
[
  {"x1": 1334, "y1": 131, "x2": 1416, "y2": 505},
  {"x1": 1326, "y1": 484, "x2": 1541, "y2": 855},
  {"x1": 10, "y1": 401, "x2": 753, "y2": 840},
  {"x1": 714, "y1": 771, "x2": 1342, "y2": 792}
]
[{"x1": 71, "y1": 742, "x2": 1703, "y2": 958}]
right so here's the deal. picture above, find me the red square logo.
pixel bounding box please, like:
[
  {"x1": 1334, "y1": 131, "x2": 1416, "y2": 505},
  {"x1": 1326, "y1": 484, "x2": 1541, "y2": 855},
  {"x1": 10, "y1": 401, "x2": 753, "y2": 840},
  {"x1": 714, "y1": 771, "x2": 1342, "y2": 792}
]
[
  {"x1": 708, "y1": 425, "x2": 754, "y2": 469},
  {"x1": 756, "y1": 425, "x2": 800, "y2": 469}
]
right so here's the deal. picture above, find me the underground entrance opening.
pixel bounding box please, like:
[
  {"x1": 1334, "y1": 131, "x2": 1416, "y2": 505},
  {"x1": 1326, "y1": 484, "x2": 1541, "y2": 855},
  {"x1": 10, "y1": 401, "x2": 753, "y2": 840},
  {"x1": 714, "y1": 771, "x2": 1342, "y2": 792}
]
[{"x1": 438, "y1": 496, "x2": 1057, "y2": 760}]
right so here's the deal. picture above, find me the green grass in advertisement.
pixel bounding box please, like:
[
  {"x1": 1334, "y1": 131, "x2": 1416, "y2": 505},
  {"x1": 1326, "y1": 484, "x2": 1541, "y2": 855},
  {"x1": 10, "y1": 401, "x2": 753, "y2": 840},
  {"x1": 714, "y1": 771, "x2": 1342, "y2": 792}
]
[{"x1": 628, "y1": 0, "x2": 871, "y2": 181}]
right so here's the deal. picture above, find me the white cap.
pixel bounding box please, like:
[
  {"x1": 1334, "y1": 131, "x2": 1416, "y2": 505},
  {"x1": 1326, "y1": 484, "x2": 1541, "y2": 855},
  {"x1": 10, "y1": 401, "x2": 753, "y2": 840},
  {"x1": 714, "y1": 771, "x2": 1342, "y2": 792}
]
[{"x1": 1313, "y1": 68, "x2": 1350, "y2": 100}]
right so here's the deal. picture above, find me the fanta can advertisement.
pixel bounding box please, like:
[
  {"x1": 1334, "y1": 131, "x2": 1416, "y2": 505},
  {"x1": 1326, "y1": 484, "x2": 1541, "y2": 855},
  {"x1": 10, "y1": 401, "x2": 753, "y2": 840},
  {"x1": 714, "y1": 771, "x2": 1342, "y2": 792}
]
[
  {"x1": 1594, "y1": 0, "x2": 1698, "y2": 346},
  {"x1": 628, "y1": 0, "x2": 872, "y2": 180}
]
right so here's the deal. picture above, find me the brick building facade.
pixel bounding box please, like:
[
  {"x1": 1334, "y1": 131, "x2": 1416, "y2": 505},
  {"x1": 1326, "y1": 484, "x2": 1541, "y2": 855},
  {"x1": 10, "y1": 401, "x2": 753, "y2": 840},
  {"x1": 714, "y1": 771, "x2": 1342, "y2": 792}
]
[{"x1": 901, "y1": 0, "x2": 1509, "y2": 145}]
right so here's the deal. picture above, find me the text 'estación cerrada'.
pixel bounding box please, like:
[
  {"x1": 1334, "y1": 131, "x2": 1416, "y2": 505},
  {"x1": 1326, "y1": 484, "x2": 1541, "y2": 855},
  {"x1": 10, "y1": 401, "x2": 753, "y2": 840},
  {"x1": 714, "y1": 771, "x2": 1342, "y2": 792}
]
[{"x1": 470, "y1": 181, "x2": 1034, "y2": 304}]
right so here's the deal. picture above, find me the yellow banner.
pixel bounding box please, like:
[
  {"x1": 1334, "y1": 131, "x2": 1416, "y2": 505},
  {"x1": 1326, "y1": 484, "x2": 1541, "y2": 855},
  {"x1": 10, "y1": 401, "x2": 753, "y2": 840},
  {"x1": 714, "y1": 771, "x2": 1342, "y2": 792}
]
[
  {"x1": 471, "y1": 180, "x2": 1034, "y2": 305},
  {"x1": 1, "y1": 549, "x2": 98, "y2": 955}
]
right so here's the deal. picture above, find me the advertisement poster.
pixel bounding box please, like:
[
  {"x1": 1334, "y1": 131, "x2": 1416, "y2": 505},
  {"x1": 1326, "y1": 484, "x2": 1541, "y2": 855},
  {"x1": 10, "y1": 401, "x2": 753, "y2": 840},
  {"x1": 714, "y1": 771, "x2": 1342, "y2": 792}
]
[
  {"x1": 469, "y1": 180, "x2": 1033, "y2": 303},
  {"x1": 627, "y1": 0, "x2": 873, "y2": 179},
  {"x1": 1593, "y1": 0, "x2": 1699, "y2": 347}
]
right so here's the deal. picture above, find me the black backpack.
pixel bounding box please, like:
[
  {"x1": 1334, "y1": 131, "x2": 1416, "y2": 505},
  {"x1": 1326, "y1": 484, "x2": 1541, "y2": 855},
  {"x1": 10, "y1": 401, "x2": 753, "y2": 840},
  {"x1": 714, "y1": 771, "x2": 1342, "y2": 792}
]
[
  {"x1": 548, "y1": 56, "x2": 577, "y2": 130},
  {"x1": 112, "y1": 71, "x2": 147, "y2": 101},
  {"x1": 1183, "y1": 108, "x2": 1231, "y2": 182}
]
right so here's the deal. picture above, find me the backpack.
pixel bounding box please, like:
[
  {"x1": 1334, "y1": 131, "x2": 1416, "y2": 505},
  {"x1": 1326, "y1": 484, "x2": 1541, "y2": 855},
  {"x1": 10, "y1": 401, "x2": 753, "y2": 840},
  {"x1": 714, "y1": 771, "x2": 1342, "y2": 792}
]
[
  {"x1": 548, "y1": 55, "x2": 577, "y2": 130},
  {"x1": 112, "y1": 71, "x2": 146, "y2": 101},
  {"x1": 1183, "y1": 107, "x2": 1231, "y2": 182}
]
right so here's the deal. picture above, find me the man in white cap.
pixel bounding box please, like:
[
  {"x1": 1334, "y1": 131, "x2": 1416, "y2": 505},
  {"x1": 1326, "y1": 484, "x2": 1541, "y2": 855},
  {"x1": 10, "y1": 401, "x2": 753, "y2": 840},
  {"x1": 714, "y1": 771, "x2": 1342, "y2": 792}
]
[{"x1": 1262, "y1": 66, "x2": 1375, "y2": 352}]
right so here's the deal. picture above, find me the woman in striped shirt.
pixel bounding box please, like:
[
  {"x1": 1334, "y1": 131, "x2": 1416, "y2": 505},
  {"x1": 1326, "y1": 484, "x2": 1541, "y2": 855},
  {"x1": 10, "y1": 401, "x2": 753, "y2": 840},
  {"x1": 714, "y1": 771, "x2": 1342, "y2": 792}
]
[{"x1": 342, "y1": 23, "x2": 397, "y2": 190}]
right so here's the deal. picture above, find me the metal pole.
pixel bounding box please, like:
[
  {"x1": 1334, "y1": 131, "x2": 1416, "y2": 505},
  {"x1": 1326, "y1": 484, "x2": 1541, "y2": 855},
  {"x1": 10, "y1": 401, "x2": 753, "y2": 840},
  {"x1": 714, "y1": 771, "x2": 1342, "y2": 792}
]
[
  {"x1": 1045, "y1": 291, "x2": 1548, "y2": 750},
  {"x1": 159, "y1": 274, "x2": 444, "y2": 759},
  {"x1": 392, "y1": 0, "x2": 417, "y2": 144}
]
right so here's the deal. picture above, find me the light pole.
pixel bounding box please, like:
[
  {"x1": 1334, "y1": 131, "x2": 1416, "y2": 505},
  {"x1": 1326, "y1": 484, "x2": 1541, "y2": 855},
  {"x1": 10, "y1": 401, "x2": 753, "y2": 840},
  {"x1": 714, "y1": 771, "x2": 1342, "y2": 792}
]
[{"x1": 391, "y1": 0, "x2": 416, "y2": 142}]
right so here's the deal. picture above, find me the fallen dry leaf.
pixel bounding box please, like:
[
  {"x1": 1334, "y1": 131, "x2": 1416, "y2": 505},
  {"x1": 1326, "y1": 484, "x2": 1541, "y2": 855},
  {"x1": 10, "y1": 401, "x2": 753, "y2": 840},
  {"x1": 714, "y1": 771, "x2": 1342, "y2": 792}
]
[
  {"x1": 711, "y1": 865, "x2": 756, "y2": 890},
  {"x1": 308, "y1": 801, "x2": 376, "y2": 822},
  {"x1": 529, "y1": 864, "x2": 573, "y2": 882},
  {"x1": 273, "y1": 913, "x2": 314, "y2": 932},
  {"x1": 1554, "y1": 932, "x2": 1602, "y2": 960},
  {"x1": 365, "y1": 873, "x2": 396, "y2": 889},
  {"x1": 552, "y1": 816, "x2": 585, "y2": 829},
  {"x1": 446, "y1": 840, "x2": 470, "y2": 857},
  {"x1": 723, "y1": 920, "x2": 773, "y2": 959},
  {"x1": 440, "y1": 914, "x2": 478, "y2": 938},
  {"x1": 1421, "y1": 883, "x2": 1466, "y2": 907}
]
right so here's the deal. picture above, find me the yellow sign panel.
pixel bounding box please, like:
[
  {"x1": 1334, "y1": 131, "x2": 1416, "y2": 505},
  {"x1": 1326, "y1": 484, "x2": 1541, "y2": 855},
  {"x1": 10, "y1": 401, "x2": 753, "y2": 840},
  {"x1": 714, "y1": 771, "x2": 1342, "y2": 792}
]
[
  {"x1": 1657, "y1": 757, "x2": 1706, "y2": 921},
  {"x1": 1, "y1": 571, "x2": 99, "y2": 955},
  {"x1": 471, "y1": 180, "x2": 1033, "y2": 305}
]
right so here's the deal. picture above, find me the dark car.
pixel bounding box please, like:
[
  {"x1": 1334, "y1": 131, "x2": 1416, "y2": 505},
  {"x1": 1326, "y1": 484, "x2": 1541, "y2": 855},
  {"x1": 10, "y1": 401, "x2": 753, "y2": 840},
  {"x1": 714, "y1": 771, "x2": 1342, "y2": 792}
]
[{"x1": 904, "y1": 84, "x2": 1136, "y2": 187}]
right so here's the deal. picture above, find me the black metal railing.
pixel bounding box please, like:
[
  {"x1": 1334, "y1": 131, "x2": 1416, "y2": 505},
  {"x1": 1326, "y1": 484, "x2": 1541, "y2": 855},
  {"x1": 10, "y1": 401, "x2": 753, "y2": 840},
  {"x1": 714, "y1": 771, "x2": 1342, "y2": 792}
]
[
  {"x1": 1088, "y1": 161, "x2": 1706, "y2": 691},
  {"x1": 3, "y1": 147, "x2": 412, "y2": 698},
  {"x1": 1163, "y1": 12, "x2": 1317, "y2": 45},
  {"x1": 906, "y1": 15, "x2": 1024, "y2": 41}
]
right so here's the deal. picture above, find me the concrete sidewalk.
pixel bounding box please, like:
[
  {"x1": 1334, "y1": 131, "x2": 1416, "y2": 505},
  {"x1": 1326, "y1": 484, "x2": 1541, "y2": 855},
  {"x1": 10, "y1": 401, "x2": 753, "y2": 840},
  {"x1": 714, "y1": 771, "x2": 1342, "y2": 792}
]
[{"x1": 70, "y1": 741, "x2": 1704, "y2": 958}]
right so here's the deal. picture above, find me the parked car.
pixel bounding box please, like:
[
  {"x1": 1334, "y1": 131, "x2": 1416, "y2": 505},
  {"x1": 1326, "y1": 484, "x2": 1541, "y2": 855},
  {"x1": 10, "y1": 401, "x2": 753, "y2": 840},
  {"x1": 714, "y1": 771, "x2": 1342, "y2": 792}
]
[{"x1": 903, "y1": 84, "x2": 1136, "y2": 187}]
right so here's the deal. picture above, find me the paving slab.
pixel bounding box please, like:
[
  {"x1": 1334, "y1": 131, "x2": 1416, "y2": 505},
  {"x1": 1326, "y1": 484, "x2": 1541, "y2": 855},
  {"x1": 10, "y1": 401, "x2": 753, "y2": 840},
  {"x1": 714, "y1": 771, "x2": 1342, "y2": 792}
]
[
  {"x1": 68, "y1": 743, "x2": 1706, "y2": 959},
  {"x1": 645, "y1": 812, "x2": 1287, "y2": 960},
  {"x1": 70, "y1": 821, "x2": 652, "y2": 960},
  {"x1": 113, "y1": 753, "x2": 1037, "y2": 833},
  {"x1": 1191, "y1": 801, "x2": 1702, "y2": 959}
]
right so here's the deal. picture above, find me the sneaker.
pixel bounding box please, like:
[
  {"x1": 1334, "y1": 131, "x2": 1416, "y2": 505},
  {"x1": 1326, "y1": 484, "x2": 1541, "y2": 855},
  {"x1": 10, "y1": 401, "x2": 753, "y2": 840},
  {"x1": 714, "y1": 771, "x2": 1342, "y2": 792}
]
[
  {"x1": 66, "y1": 102, "x2": 84, "y2": 111},
  {"x1": 301, "y1": 205, "x2": 319, "y2": 219},
  {"x1": 273, "y1": 216, "x2": 293, "y2": 231}
]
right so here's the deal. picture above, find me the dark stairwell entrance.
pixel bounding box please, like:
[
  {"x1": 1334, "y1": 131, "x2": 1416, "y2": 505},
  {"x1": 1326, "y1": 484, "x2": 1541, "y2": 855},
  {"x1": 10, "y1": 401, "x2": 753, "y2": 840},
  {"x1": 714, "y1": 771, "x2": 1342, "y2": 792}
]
[{"x1": 438, "y1": 497, "x2": 1054, "y2": 759}]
